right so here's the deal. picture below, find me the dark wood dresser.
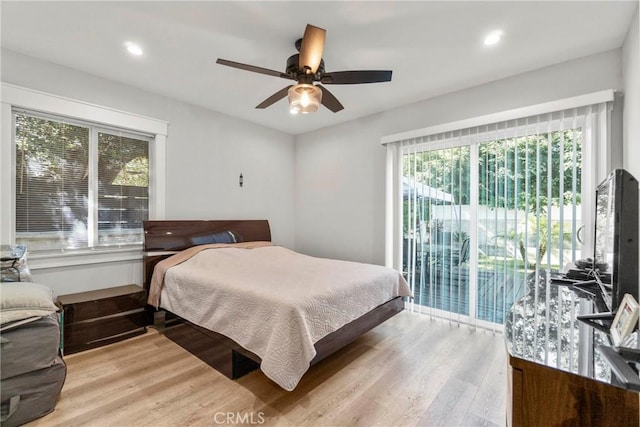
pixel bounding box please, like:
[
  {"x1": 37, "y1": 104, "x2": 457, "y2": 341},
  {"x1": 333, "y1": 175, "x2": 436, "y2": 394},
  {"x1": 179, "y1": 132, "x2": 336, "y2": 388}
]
[
  {"x1": 505, "y1": 285, "x2": 640, "y2": 426},
  {"x1": 508, "y1": 352, "x2": 639, "y2": 426},
  {"x1": 57, "y1": 284, "x2": 151, "y2": 354}
]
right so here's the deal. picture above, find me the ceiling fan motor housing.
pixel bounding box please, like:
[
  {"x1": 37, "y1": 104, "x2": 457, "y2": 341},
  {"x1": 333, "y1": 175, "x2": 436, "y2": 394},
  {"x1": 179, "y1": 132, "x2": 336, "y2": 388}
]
[{"x1": 286, "y1": 54, "x2": 325, "y2": 79}]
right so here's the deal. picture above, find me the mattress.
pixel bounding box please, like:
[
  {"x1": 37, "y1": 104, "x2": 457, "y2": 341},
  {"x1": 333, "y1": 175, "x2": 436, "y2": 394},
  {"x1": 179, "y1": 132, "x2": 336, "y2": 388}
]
[
  {"x1": 1, "y1": 313, "x2": 61, "y2": 380},
  {"x1": 0, "y1": 356, "x2": 66, "y2": 427}
]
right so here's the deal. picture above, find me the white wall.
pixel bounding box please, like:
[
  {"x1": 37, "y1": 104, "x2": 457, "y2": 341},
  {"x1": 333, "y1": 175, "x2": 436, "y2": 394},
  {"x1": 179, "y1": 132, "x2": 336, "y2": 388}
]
[
  {"x1": 623, "y1": 6, "x2": 640, "y2": 179},
  {"x1": 1, "y1": 49, "x2": 295, "y2": 296},
  {"x1": 295, "y1": 49, "x2": 624, "y2": 266}
]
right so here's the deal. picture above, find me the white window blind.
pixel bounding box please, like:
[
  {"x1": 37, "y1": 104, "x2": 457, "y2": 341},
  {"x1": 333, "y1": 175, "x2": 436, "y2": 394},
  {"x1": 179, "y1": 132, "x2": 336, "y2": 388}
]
[
  {"x1": 384, "y1": 93, "x2": 615, "y2": 337},
  {"x1": 14, "y1": 109, "x2": 152, "y2": 252}
]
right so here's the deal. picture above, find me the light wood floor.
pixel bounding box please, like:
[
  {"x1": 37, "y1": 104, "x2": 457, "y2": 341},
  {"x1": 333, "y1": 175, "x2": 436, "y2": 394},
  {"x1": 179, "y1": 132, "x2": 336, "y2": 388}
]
[{"x1": 29, "y1": 311, "x2": 507, "y2": 427}]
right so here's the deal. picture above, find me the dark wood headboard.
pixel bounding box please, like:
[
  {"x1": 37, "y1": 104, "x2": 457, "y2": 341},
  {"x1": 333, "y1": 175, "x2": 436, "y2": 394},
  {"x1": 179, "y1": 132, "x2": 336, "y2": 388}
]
[
  {"x1": 143, "y1": 220, "x2": 271, "y2": 251},
  {"x1": 142, "y1": 220, "x2": 271, "y2": 290}
]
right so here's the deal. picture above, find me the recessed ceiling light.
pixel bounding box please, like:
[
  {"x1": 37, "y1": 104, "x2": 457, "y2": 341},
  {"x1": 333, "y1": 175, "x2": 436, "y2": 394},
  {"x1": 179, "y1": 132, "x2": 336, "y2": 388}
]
[
  {"x1": 124, "y1": 41, "x2": 143, "y2": 56},
  {"x1": 484, "y1": 30, "x2": 503, "y2": 46}
]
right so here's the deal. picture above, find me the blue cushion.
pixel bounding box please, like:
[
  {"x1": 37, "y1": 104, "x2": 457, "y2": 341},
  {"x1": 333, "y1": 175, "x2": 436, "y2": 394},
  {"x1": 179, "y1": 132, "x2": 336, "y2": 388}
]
[{"x1": 190, "y1": 230, "x2": 237, "y2": 245}]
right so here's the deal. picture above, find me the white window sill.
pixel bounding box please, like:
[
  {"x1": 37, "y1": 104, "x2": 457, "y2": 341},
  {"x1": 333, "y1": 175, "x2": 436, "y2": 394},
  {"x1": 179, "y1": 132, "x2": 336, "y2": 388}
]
[{"x1": 28, "y1": 248, "x2": 143, "y2": 270}]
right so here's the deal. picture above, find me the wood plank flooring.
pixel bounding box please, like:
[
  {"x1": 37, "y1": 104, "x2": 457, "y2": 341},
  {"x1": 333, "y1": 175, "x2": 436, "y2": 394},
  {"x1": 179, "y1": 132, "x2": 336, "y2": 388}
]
[{"x1": 28, "y1": 311, "x2": 507, "y2": 427}]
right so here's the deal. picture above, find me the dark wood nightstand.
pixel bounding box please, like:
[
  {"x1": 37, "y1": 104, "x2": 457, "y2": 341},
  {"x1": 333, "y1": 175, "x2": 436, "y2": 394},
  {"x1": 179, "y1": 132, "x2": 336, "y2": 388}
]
[{"x1": 57, "y1": 284, "x2": 151, "y2": 354}]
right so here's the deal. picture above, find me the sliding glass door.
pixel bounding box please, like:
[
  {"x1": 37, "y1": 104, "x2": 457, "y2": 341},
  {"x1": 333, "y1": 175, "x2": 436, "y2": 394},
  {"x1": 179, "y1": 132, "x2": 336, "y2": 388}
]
[
  {"x1": 402, "y1": 125, "x2": 583, "y2": 327},
  {"x1": 404, "y1": 146, "x2": 471, "y2": 318}
]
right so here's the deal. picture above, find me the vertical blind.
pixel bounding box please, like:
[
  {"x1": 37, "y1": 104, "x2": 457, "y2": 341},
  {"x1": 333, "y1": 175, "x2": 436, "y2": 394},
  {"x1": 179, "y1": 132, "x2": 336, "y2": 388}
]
[
  {"x1": 384, "y1": 94, "x2": 614, "y2": 359},
  {"x1": 14, "y1": 109, "x2": 152, "y2": 252}
]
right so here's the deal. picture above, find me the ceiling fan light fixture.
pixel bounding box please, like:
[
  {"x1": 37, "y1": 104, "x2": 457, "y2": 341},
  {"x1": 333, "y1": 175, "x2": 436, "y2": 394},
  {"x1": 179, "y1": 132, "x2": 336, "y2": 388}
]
[{"x1": 288, "y1": 84, "x2": 322, "y2": 114}]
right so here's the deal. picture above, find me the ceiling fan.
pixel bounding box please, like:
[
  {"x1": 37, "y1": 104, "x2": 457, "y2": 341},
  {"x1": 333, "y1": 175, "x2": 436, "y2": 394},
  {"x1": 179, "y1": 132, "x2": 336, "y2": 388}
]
[{"x1": 216, "y1": 24, "x2": 393, "y2": 114}]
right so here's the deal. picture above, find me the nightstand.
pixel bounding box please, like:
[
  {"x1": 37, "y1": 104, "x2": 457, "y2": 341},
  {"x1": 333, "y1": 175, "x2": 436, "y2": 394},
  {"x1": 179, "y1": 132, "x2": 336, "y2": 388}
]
[{"x1": 57, "y1": 284, "x2": 151, "y2": 354}]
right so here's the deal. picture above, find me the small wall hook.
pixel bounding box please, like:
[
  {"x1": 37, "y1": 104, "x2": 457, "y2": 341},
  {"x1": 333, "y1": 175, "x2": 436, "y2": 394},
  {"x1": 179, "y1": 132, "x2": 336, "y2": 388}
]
[{"x1": 239, "y1": 173, "x2": 244, "y2": 188}]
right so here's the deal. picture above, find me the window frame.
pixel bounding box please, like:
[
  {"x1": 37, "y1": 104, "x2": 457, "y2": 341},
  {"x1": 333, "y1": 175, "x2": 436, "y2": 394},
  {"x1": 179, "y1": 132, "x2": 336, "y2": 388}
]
[{"x1": 1, "y1": 83, "x2": 168, "y2": 268}]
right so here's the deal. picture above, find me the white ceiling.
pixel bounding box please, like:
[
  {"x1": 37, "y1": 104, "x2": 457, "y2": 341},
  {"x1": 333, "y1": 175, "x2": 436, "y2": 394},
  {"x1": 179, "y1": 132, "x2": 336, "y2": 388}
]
[{"x1": 1, "y1": 1, "x2": 637, "y2": 135}]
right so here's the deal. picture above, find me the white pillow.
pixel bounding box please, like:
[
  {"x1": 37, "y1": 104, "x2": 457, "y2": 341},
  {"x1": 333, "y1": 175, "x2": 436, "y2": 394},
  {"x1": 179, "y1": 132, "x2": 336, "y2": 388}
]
[{"x1": 1, "y1": 282, "x2": 58, "y2": 324}]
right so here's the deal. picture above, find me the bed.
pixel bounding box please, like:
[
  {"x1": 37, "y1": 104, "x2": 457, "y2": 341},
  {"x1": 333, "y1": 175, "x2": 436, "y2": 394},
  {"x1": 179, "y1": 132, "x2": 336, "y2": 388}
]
[{"x1": 143, "y1": 220, "x2": 411, "y2": 391}]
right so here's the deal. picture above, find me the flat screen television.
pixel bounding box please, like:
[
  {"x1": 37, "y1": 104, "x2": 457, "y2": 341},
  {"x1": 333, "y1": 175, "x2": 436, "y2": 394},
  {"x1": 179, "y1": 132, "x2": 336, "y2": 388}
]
[{"x1": 593, "y1": 169, "x2": 639, "y2": 312}]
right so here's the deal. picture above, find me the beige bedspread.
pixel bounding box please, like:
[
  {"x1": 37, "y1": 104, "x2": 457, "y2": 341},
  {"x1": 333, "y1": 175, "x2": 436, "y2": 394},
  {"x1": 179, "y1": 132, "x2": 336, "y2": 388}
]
[
  {"x1": 149, "y1": 245, "x2": 411, "y2": 391},
  {"x1": 148, "y1": 241, "x2": 272, "y2": 308}
]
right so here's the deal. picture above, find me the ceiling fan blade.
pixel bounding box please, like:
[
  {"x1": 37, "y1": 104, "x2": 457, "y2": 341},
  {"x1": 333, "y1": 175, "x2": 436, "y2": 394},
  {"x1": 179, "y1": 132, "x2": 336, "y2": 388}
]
[
  {"x1": 320, "y1": 70, "x2": 392, "y2": 85},
  {"x1": 256, "y1": 86, "x2": 293, "y2": 109},
  {"x1": 299, "y1": 24, "x2": 326, "y2": 74},
  {"x1": 217, "y1": 58, "x2": 292, "y2": 80},
  {"x1": 318, "y1": 85, "x2": 344, "y2": 113}
]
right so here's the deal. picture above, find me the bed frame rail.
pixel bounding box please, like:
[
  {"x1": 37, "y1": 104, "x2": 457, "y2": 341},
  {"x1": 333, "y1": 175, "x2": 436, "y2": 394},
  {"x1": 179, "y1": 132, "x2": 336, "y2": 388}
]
[{"x1": 157, "y1": 297, "x2": 404, "y2": 380}]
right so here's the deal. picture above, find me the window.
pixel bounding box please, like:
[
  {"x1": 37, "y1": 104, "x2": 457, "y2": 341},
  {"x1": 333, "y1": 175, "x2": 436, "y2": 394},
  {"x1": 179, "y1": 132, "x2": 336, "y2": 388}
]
[
  {"x1": 14, "y1": 110, "x2": 151, "y2": 251},
  {"x1": 1, "y1": 83, "x2": 168, "y2": 265},
  {"x1": 384, "y1": 91, "x2": 616, "y2": 330}
]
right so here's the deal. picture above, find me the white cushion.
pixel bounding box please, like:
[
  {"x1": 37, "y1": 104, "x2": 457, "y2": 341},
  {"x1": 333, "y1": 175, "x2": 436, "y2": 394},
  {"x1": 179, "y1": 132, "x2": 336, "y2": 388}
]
[{"x1": 1, "y1": 282, "x2": 58, "y2": 324}]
